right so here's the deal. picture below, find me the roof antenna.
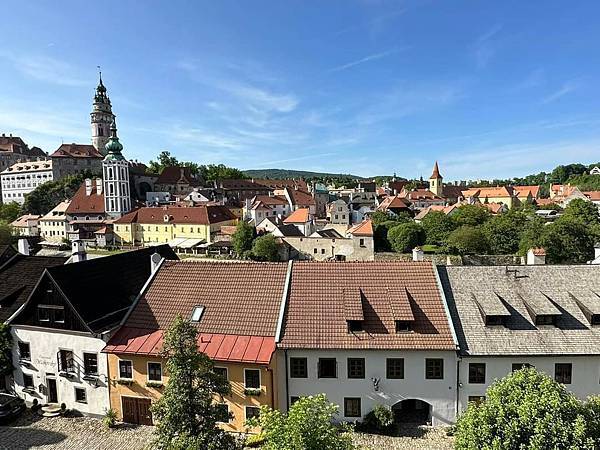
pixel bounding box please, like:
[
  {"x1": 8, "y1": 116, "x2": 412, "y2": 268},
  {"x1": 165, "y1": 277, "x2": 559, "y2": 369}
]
[{"x1": 97, "y1": 65, "x2": 102, "y2": 84}]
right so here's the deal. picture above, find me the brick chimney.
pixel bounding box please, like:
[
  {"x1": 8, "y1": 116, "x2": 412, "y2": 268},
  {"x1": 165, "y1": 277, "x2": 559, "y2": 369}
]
[
  {"x1": 95, "y1": 178, "x2": 103, "y2": 195},
  {"x1": 85, "y1": 178, "x2": 92, "y2": 196}
]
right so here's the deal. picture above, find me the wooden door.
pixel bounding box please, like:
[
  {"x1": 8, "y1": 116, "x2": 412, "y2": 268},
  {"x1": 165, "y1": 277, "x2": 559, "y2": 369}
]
[
  {"x1": 122, "y1": 397, "x2": 153, "y2": 425},
  {"x1": 47, "y1": 378, "x2": 58, "y2": 403}
]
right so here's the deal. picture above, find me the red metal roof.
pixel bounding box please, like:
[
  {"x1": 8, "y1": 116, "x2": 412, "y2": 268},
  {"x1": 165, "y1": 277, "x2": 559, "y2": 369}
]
[{"x1": 104, "y1": 327, "x2": 275, "y2": 364}]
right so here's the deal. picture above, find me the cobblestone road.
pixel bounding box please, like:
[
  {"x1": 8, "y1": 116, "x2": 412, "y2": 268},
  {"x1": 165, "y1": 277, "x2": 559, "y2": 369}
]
[{"x1": 0, "y1": 413, "x2": 153, "y2": 450}]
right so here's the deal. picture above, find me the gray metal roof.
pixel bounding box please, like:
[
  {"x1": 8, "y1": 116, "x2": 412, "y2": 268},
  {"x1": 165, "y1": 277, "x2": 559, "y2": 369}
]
[{"x1": 438, "y1": 265, "x2": 600, "y2": 356}]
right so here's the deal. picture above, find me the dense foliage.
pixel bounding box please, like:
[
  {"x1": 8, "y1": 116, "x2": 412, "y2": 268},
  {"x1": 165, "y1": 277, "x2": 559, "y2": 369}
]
[
  {"x1": 0, "y1": 324, "x2": 13, "y2": 376},
  {"x1": 387, "y1": 222, "x2": 426, "y2": 253},
  {"x1": 251, "y1": 234, "x2": 280, "y2": 261},
  {"x1": 148, "y1": 151, "x2": 247, "y2": 181},
  {"x1": 455, "y1": 368, "x2": 600, "y2": 449},
  {"x1": 232, "y1": 221, "x2": 256, "y2": 257},
  {"x1": 151, "y1": 316, "x2": 237, "y2": 450},
  {"x1": 22, "y1": 172, "x2": 95, "y2": 215},
  {"x1": 362, "y1": 404, "x2": 394, "y2": 434},
  {"x1": 421, "y1": 211, "x2": 456, "y2": 246},
  {"x1": 446, "y1": 225, "x2": 489, "y2": 255},
  {"x1": 0, "y1": 223, "x2": 13, "y2": 245},
  {"x1": 248, "y1": 394, "x2": 355, "y2": 450},
  {"x1": 0, "y1": 202, "x2": 21, "y2": 223}
]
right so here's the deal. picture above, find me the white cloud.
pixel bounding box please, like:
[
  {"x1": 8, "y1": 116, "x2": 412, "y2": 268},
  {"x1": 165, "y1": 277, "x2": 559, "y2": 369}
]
[
  {"x1": 219, "y1": 81, "x2": 299, "y2": 113},
  {"x1": 2, "y1": 52, "x2": 88, "y2": 87},
  {"x1": 327, "y1": 48, "x2": 401, "y2": 73},
  {"x1": 541, "y1": 79, "x2": 581, "y2": 104}
]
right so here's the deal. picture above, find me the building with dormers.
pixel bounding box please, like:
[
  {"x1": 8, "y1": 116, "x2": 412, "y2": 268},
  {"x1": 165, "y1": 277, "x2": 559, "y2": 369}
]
[{"x1": 0, "y1": 160, "x2": 54, "y2": 205}]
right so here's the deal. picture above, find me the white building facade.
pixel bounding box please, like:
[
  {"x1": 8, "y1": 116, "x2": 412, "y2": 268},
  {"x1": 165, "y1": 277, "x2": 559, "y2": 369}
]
[{"x1": 0, "y1": 160, "x2": 53, "y2": 205}]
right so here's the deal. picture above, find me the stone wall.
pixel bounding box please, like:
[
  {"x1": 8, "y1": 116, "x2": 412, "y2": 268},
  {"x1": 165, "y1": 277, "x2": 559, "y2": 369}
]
[{"x1": 375, "y1": 252, "x2": 524, "y2": 266}]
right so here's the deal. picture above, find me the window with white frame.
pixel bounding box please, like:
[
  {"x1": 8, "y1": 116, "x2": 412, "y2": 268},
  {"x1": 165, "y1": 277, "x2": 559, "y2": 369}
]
[{"x1": 75, "y1": 387, "x2": 87, "y2": 403}]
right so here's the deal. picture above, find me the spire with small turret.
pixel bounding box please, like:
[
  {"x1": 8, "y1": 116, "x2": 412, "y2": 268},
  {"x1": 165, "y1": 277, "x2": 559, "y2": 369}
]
[{"x1": 91, "y1": 68, "x2": 115, "y2": 156}]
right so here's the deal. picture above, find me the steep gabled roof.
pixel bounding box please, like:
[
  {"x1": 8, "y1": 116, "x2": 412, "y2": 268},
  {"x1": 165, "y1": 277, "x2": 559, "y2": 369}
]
[
  {"x1": 347, "y1": 219, "x2": 374, "y2": 236},
  {"x1": 113, "y1": 205, "x2": 236, "y2": 225},
  {"x1": 155, "y1": 166, "x2": 199, "y2": 185},
  {"x1": 430, "y1": 161, "x2": 441, "y2": 179},
  {"x1": 286, "y1": 188, "x2": 315, "y2": 206},
  {"x1": 37, "y1": 245, "x2": 178, "y2": 333},
  {"x1": 65, "y1": 182, "x2": 105, "y2": 215},
  {"x1": 50, "y1": 143, "x2": 102, "y2": 159},
  {"x1": 279, "y1": 261, "x2": 456, "y2": 350},
  {"x1": 283, "y1": 208, "x2": 310, "y2": 224},
  {"x1": 0, "y1": 255, "x2": 67, "y2": 323}
]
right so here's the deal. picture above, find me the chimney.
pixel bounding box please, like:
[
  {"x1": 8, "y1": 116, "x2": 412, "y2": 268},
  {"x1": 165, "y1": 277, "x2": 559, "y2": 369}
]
[
  {"x1": 526, "y1": 247, "x2": 546, "y2": 265},
  {"x1": 150, "y1": 252, "x2": 162, "y2": 274},
  {"x1": 72, "y1": 240, "x2": 87, "y2": 263},
  {"x1": 85, "y1": 178, "x2": 92, "y2": 196},
  {"x1": 95, "y1": 178, "x2": 103, "y2": 195},
  {"x1": 412, "y1": 247, "x2": 424, "y2": 262},
  {"x1": 17, "y1": 238, "x2": 30, "y2": 256}
]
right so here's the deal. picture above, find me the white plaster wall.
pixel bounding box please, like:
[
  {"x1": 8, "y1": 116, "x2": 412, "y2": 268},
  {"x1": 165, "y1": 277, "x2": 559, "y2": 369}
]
[
  {"x1": 283, "y1": 349, "x2": 458, "y2": 426},
  {"x1": 458, "y1": 355, "x2": 600, "y2": 413},
  {"x1": 11, "y1": 326, "x2": 110, "y2": 417}
]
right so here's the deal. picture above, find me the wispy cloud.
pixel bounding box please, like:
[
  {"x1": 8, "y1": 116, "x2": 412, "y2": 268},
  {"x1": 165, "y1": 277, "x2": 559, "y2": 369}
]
[
  {"x1": 2, "y1": 52, "x2": 88, "y2": 87},
  {"x1": 541, "y1": 79, "x2": 581, "y2": 104},
  {"x1": 218, "y1": 81, "x2": 298, "y2": 113},
  {"x1": 327, "y1": 48, "x2": 401, "y2": 73},
  {"x1": 472, "y1": 24, "x2": 503, "y2": 68}
]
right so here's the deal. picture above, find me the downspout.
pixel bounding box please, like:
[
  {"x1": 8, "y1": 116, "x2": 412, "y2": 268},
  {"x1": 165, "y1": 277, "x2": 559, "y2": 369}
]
[
  {"x1": 456, "y1": 355, "x2": 461, "y2": 421},
  {"x1": 284, "y1": 349, "x2": 289, "y2": 411}
]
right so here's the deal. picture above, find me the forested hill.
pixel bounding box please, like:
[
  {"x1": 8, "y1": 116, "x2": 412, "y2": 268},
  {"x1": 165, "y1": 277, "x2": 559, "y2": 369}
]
[{"x1": 243, "y1": 168, "x2": 361, "y2": 179}]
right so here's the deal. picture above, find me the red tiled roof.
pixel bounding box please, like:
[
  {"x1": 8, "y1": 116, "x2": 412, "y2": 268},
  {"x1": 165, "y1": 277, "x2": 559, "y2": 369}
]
[
  {"x1": 585, "y1": 191, "x2": 600, "y2": 201},
  {"x1": 377, "y1": 195, "x2": 409, "y2": 211},
  {"x1": 155, "y1": 166, "x2": 198, "y2": 185},
  {"x1": 254, "y1": 179, "x2": 308, "y2": 192},
  {"x1": 283, "y1": 208, "x2": 310, "y2": 223},
  {"x1": 347, "y1": 219, "x2": 374, "y2": 236},
  {"x1": 286, "y1": 188, "x2": 315, "y2": 206},
  {"x1": 279, "y1": 261, "x2": 456, "y2": 350},
  {"x1": 65, "y1": 182, "x2": 105, "y2": 214},
  {"x1": 430, "y1": 161, "x2": 441, "y2": 179},
  {"x1": 462, "y1": 186, "x2": 515, "y2": 198},
  {"x1": 252, "y1": 195, "x2": 288, "y2": 206},
  {"x1": 10, "y1": 214, "x2": 41, "y2": 227},
  {"x1": 103, "y1": 327, "x2": 275, "y2": 364},
  {"x1": 513, "y1": 185, "x2": 540, "y2": 198},
  {"x1": 402, "y1": 188, "x2": 443, "y2": 201},
  {"x1": 50, "y1": 143, "x2": 102, "y2": 158},
  {"x1": 113, "y1": 205, "x2": 236, "y2": 225}
]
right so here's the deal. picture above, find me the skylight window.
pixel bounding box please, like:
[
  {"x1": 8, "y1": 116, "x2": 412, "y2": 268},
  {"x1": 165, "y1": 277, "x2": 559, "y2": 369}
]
[{"x1": 191, "y1": 305, "x2": 205, "y2": 323}]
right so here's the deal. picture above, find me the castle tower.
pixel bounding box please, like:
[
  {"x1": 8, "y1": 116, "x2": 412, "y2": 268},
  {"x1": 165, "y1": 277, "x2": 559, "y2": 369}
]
[
  {"x1": 103, "y1": 118, "x2": 131, "y2": 218},
  {"x1": 429, "y1": 161, "x2": 443, "y2": 196},
  {"x1": 91, "y1": 71, "x2": 115, "y2": 155}
]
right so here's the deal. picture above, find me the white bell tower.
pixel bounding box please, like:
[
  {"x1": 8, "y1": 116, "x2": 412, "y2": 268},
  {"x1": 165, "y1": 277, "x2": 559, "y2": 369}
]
[{"x1": 102, "y1": 118, "x2": 131, "y2": 218}]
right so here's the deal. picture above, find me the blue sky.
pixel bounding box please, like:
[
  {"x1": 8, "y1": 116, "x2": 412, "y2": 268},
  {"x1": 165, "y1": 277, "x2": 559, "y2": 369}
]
[{"x1": 1, "y1": 0, "x2": 600, "y2": 180}]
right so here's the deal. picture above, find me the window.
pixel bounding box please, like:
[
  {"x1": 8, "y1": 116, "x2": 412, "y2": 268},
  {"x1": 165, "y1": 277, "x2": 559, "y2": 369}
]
[
  {"x1": 59, "y1": 350, "x2": 74, "y2": 373},
  {"x1": 468, "y1": 363, "x2": 486, "y2": 384},
  {"x1": 536, "y1": 315, "x2": 555, "y2": 326},
  {"x1": 386, "y1": 358, "x2": 404, "y2": 379},
  {"x1": 512, "y1": 363, "x2": 533, "y2": 372},
  {"x1": 555, "y1": 363, "x2": 572, "y2": 384},
  {"x1": 359, "y1": 238, "x2": 365, "y2": 247},
  {"x1": 215, "y1": 403, "x2": 230, "y2": 423},
  {"x1": 318, "y1": 358, "x2": 337, "y2": 378},
  {"x1": 395, "y1": 321, "x2": 411, "y2": 333},
  {"x1": 75, "y1": 387, "x2": 87, "y2": 403},
  {"x1": 244, "y1": 369, "x2": 260, "y2": 389},
  {"x1": 38, "y1": 306, "x2": 50, "y2": 322},
  {"x1": 290, "y1": 396, "x2": 300, "y2": 405},
  {"x1": 18, "y1": 342, "x2": 31, "y2": 361},
  {"x1": 190, "y1": 305, "x2": 205, "y2": 322},
  {"x1": 119, "y1": 360, "x2": 133, "y2": 379},
  {"x1": 347, "y1": 320, "x2": 363, "y2": 332},
  {"x1": 344, "y1": 397, "x2": 361, "y2": 417},
  {"x1": 23, "y1": 373, "x2": 34, "y2": 388},
  {"x1": 321, "y1": 248, "x2": 325, "y2": 254},
  {"x1": 313, "y1": 248, "x2": 317, "y2": 254},
  {"x1": 213, "y1": 367, "x2": 228, "y2": 381},
  {"x1": 245, "y1": 406, "x2": 260, "y2": 421},
  {"x1": 37, "y1": 305, "x2": 65, "y2": 324},
  {"x1": 425, "y1": 358, "x2": 444, "y2": 380},
  {"x1": 83, "y1": 353, "x2": 98, "y2": 375},
  {"x1": 148, "y1": 362, "x2": 162, "y2": 382},
  {"x1": 347, "y1": 358, "x2": 365, "y2": 379},
  {"x1": 290, "y1": 358, "x2": 308, "y2": 378}
]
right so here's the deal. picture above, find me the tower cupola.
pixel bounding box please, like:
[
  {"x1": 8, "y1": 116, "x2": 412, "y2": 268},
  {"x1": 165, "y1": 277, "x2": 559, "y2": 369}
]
[{"x1": 91, "y1": 69, "x2": 115, "y2": 156}]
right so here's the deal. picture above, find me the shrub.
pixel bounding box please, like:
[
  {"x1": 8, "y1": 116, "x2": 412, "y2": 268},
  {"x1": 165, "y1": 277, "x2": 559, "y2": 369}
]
[
  {"x1": 363, "y1": 404, "x2": 393, "y2": 434},
  {"x1": 387, "y1": 222, "x2": 426, "y2": 253},
  {"x1": 244, "y1": 433, "x2": 266, "y2": 448},
  {"x1": 103, "y1": 408, "x2": 117, "y2": 429},
  {"x1": 446, "y1": 225, "x2": 488, "y2": 255}
]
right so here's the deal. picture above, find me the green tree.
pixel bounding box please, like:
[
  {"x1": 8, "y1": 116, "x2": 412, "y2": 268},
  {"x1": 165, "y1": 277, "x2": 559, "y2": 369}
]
[
  {"x1": 370, "y1": 211, "x2": 391, "y2": 226},
  {"x1": 541, "y1": 218, "x2": 595, "y2": 263},
  {"x1": 248, "y1": 394, "x2": 355, "y2": 450},
  {"x1": 483, "y1": 211, "x2": 527, "y2": 254},
  {"x1": 151, "y1": 316, "x2": 236, "y2": 450},
  {"x1": 22, "y1": 172, "x2": 94, "y2": 215},
  {"x1": 0, "y1": 202, "x2": 22, "y2": 223},
  {"x1": 251, "y1": 234, "x2": 280, "y2": 261},
  {"x1": 232, "y1": 221, "x2": 256, "y2": 257},
  {"x1": 199, "y1": 164, "x2": 247, "y2": 182},
  {"x1": 373, "y1": 220, "x2": 400, "y2": 252},
  {"x1": 148, "y1": 151, "x2": 186, "y2": 174},
  {"x1": 452, "y1": 204, "x2": 492, "y2": 227},
  {"x1": 0, "y1": 223, "x2": 13, "y2": 245},
  {"x1": 455, "y1": 368, "x2": 594, "y2": 449},
  {"x1": 561, "y1": 198, "x2": 600, "y2": 227},
  {"x1": 518, "y1": 216, "x2": 546, "y2": 255},
  {"x1": 0, "y1": 323, "x2": 13, "y2": 376},
  {"x1": 446, "y1": 225, "x2": 489, "y2": 255},
  {"x1": 387, "y1": 222, "x2": 426, "y2": 253},
  {"x1": 421, "y1": 211, "x2": 457, "y2": 246}
]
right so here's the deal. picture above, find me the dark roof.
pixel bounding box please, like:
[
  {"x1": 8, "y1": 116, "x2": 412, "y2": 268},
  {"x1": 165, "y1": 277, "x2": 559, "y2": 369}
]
[
  {"x1": 279, "y1": 261, "x2": 456, "y2": 350},
  {"x1": 277, "y1": 224, "x2": 305, "y2": 237},
  {"x1": 314, "y1": 228, "x2": 344, "y2": 238},
  {"x1": 50, "y1": 143, "x2": 103, "y2": 159},
  {"x1": 45, "y1": 246, "x2": 178, "y2": 333},
  {"x1": 114, "y1": 205, "x2": 236, "y2": 225},
  {"x1": 0, "y1": 255, "x2": 67, "y2": 323},
  {"x1": 0, "y1": 245, "x2": 17, "y2": 267},
  {"x1": 438, "y1": 265, "x2": 600, "y2": 356},
  {"x1": 155, "y1": 166, "x2": 199, "y2": 185}
]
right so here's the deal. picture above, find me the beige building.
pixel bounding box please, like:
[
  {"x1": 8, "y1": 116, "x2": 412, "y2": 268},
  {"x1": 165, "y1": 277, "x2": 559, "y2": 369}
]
[
  {"x1": 10, "y1": 214, "x2": 41, "y2": 236},
  {"x1": 39, "y1": 200, "x2": 71, "y2": 243}
]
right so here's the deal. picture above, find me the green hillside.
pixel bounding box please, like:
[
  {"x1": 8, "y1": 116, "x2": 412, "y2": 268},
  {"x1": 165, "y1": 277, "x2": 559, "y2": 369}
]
[{"x1": 243, "y1": 168, "x2": 362, "y2": 179}]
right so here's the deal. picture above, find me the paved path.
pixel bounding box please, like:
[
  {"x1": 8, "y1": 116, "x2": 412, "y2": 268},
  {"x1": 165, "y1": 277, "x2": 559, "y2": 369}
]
[{"x1": 0, "y1": 413, "x2": 153, "y2": 450}]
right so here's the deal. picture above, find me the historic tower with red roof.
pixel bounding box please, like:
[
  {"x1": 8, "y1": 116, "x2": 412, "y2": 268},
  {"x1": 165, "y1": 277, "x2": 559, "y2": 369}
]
[
  {"x1": 91, "y1": 71, "x2": 116, "y2": 155},
  {"x1": 429, "y1": 161, "x2": 443, "y2": 197}
]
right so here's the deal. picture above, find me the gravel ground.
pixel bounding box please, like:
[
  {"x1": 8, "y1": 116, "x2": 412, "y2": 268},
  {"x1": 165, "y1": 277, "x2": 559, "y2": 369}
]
[
  {"x1": 0, "y1": 412, "x2": 154, "y2": 450},
  {"x1": 352, "y1": 425, "x2": 455, "y2": 450}
]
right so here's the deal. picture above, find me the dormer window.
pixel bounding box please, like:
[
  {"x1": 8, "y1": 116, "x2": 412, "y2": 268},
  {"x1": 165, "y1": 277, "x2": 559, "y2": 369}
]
[
  {"x1": 473, "y1": 292, "x2": 511, "y2": 327},
  {"x1": 395, "y1": 320, "x2": 412, "y2": 333},
  {"x1": 347, "y1": 320, "x2": 363, "y2": 333},
  {"x1": 522, "y1": 291, "x2": 561, "y2": 327},
  {"x1": 485, "y1": 315, "x2": 505, "y2": 326},
  {"x1": 535, "y1": 314, "x2": 556, "y2": 326},
  {"x1": 191, "y1": 305, "x2": 205, "y2": 323}
]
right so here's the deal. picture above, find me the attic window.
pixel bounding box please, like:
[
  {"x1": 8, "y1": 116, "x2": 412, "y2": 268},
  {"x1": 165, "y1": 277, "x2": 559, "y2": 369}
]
[
  {"x1": 591, "y1": 315, "x2": 600, "y2": 326},
  {"x1": 535, "y1": 314, "x2": 556, "y2": 326},
  {"x1": 485, "y1": 315, "x2": 505, "y2": 326},
  {"x1": 191, "y1": 306, "x2": 205, "y2": 323},
  {"x1": 347, "y1": 320, "x2": 363, "y2": 333},
  {"x1": 395, "y1": 320, "x2": 412, "y2": 333}
]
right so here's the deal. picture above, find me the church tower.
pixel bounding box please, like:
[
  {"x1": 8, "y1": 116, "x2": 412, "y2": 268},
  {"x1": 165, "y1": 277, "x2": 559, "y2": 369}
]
[
  {"x1": 429, "y1": 161, "x2": 443, "y2": 196},
  {"x1": 91, "y1": 71, "x2": 115, "y2": 155},
  {"x1": 103, "y1": 118, "x2": 131, "y2": 218}
]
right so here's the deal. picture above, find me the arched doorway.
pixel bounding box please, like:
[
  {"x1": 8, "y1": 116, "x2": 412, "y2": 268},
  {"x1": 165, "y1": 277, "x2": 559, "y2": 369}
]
[{"x1": 392, "y1": 399, "x2": 432, "y2": 425}]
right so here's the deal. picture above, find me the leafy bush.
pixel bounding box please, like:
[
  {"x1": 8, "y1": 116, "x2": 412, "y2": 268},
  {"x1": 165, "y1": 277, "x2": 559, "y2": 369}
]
[
  {"x1": 363, "y1": 404, "x2": 393, "y2": 434},
  {"x1": 232, "y1": 221, "x2": 256, "y2": 257},
  {"x1": 251, "y1": 234, "x2": 279, "y2": 261},
  {"x1": 244, "y1": 433, "x2": 266, "y2": 448},
  {"x1": 248, "y1": 394, "x2": 355, "y2": 450},
  {"x1": 387, "y1": 222, "x2": 426, "y2": 253},
  {"x1": 455, "y1": 368, "x2": 597, "y2": 449},
  {"x1": 446, "y1": 225, "x2": 488, "y2": 255}
]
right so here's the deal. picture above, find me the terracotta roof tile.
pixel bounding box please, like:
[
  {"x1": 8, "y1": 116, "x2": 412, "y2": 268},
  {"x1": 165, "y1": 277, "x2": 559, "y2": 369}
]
[
  {"x1": 50, "y1": 143, "x2": 102, "y2": 158},
  {"x1": 65, "y1": 182, "x2": 105, "y2": 214},
  {"x1": 279, "y1": 261, "x2": 456, "y2": 350},
  {"x1": 347, "y1": 219, "x2": 374, "y2": 236},
  {"x1": 113, "y1": 205, "x2": 236, "y2": 225},
  {"x1": 155, "y1": 166, "x2": 198, "y2": 185},
  {"x1": 284, "y1": 208, "x2": 310, "y2": 223}
]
